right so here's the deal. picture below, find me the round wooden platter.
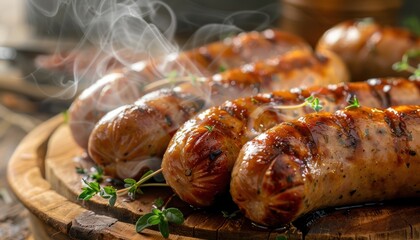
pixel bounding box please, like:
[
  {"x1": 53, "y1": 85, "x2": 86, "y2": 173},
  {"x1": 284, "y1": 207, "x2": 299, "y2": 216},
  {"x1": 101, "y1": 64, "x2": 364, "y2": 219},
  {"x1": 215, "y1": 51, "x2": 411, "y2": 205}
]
[{"x1": 8, "y1": 116, "x2": 420, "y2": 240}]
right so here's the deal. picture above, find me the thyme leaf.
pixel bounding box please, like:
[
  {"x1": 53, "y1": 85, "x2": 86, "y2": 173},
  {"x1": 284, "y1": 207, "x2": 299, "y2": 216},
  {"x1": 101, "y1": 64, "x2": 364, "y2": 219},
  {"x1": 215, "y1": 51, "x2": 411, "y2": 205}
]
[{"x1": 345, "y1": 95, "x2": 361, "y2": 109}]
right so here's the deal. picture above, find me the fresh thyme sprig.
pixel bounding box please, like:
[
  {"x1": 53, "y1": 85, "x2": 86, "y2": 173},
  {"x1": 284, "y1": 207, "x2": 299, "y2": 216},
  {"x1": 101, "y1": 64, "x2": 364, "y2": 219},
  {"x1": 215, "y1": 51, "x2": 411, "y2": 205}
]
[
  {"x1": 78, "y1": 168, "x2": 168, "y2": 206},
  {"x1": 90, "y1": 166, "x2": 104, "y2": 182},
  {"x1": 77, "y1": 168, "x2": 183, "y2": 238},
  {"x1": 121, "y1": 169, "x2": 168, "y2": 200},
  {"x1": 269, "y1": 95, "x2": 323, "y2": 112},
  {"x1": 204, "y1": 125, "x2": 214, "y2": 132},
  {"x1": 78, "y1": 179, "x2": 118, "y2": 206},
  {"x1": 345, "y1": 95, "x2": 360, "y2": 109},
  {"x1": 136, "y1": 195, "x2": 184, "y2": 238},
  {"x1": 392, "y1": 49, "x2": 420, "y2": 80},
  {"x1": 305, "y1": 96, "x2": 323, "y2": 112},
  {"x1": 75, "y1": 165, "x2": 104, "y2": 182}
]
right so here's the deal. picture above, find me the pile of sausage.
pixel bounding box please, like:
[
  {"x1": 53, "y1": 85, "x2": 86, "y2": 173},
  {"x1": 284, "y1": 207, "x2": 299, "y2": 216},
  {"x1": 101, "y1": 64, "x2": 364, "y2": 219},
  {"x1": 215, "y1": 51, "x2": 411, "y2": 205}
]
[{"x1": 68, "y1": 19, "x2": 420, "y2": 227}]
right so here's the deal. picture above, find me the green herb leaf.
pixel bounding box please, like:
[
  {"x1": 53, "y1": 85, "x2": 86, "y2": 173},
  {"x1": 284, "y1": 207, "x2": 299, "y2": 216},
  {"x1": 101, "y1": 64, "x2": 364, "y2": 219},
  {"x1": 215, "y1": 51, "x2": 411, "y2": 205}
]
[
  {"x1": 136, "y1": 213, "x2": 155, "y2": 232},
  {"x1": 204, "y1": 125, "x2": 214, "y2": 132},
  {"x1": 90, "y1": 166, "x2": 104, "y2": 182},
  {"x1": 251, "y1": 97, "x2": 259, "y2": 104},
  {"x1": 152, "y1": 208, "x2": 162, "y2": 215},
  {"x1": 86, "y1": 180, "x2": 100, "y2": 192},
  {"x1": 124, "y1": 178, "x2": 137, "y2": 186},
  {"x1": 78, "y1": 188, "x2": 96, "y2": 201},
  {"x1": 140, "y1": 170, "x2": 154, "y2": 180},
  {"x1": 108, "y1": 195, "x2": 117, "y2": 207},
  {"x1": 147, "y1": 214, "x2": 161, "y2": 225},
  {"x1": 392, "y1": 61, "x2": 409, "y2": 72},
  {"x1": 275, "y1": 235, "x2": 288, "y2": 240},
  {"x1": 102, "y1": 186, "x2": 116, "y2": 195},
  {"x1": 393, "y1": 49, "x2": 420, "y2": 80},
  {"x1": 164, "y1": 208, "x2": 184, "y2": 224},
  {"x1": 219, "y1": 64, "x2": 227, "y2": 72},
  {"x1": 154, "y1": 197, "x2": 164, "y2": 208},
  {"x1": 305, "y1": 96, "x2": 323, "y2": 112},
  {"x1": 134, "y1": 196, "x2": 184, "y2": 238},
  {"x1": 75, "y1": 166, "x2": 87, "y2": 174},
  {"x1": 159, "y1": 220, "x2": 170, "y2": 238},
  {"x1": 78, "y1": 179, "x2": 100, "y2": 201},
  {"x1": 345, "y1": 95, "x2": 361, "y2": 109}
]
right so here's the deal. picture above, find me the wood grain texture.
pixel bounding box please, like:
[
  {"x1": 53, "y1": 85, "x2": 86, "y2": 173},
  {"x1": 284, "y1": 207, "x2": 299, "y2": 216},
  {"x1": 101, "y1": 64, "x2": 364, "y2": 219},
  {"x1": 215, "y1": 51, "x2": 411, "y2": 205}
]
[
  {"x1": 7, "y1": 116, "x2": 198, "y2": 240},
  {"x1": 8, "y1": 116, "x2": 420, "y2": 240}
]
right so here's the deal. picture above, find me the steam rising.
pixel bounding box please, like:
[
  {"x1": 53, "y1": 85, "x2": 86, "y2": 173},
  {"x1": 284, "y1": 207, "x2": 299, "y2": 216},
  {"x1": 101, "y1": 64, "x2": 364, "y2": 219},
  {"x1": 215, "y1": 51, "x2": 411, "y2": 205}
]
[
  {"x1": 28, "y1": 0, "x2": 179, "y2": 98},
  {"x1": 27, "y1": 0, "x2": 277, "y2": 100}
]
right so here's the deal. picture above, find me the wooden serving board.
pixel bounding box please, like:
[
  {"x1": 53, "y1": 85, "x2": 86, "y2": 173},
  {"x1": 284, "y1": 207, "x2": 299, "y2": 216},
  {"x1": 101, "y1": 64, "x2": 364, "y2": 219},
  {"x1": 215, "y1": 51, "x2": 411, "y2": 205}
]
[{"x1": 8, "y1": 116, "x2": 420, "y2": 240}]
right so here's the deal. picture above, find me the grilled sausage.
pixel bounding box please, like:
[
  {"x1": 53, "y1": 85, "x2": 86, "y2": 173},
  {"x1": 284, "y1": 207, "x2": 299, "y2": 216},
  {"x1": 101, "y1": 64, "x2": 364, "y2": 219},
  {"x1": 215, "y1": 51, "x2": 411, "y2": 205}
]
[
  {"x1": 317, "y1": 18, "x2": 420, "y2": 81},
  {"x1": 69, "y1": 29, "x2": 311, "y2": 149},
  {"x1": 162, "y1": 78, "x2": 420, "y2": 207},
  {"x1": 231, "y1": 105, "x2": 420, "y2": 226},
  {"x1": 89, "y1": 49, "x2": 348, "y2": 179},
  {"x1": 68, "y1": 73, "x2": 143, "y2": 149}
]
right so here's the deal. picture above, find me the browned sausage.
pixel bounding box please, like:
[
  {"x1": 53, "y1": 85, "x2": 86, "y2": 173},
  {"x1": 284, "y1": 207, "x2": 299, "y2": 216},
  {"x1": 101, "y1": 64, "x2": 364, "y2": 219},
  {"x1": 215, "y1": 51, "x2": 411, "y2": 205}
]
[
  {"x1": 162, "y1": 78, "x2": 420, "y2": 207},
  {"x1": 231, "y1": 105, "x2": 420, "y2": 226},
  {"x1": 317, "y1": 18, "x2": 420, "y2": 81},
  {"x1": 88, "y1": 49, "x2": 348, "y2": 179},
  {"x1": 69, "y1": 29, "x2": 311, "y2": 149}
]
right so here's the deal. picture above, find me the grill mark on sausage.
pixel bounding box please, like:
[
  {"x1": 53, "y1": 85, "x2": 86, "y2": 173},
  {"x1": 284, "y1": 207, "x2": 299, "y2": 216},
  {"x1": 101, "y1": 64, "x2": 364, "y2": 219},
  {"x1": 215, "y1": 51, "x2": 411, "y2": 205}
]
[
  {"x1": 231, "y1": 105, "x2": 420, "y2": 226},
  {"x1": 333, "y1": 111, "x2": 361, "y2": 153},
  {"x1": 287, "y1": 121, "x2": 318, "y2": 180},
  {"x1": 164, "y1": 78, "x2": 420, "y2": 207},
  {"x1": 384, "y1": 110, "x2": 407, "y2": 165},
  {"x1": 368, "y1": 81, "x2": 388, "y2": 108}
]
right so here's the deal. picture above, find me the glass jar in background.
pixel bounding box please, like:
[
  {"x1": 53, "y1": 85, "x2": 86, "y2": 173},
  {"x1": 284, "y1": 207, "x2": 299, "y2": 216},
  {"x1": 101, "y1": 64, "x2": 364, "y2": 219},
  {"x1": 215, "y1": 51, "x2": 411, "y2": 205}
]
[{"x1": 279, "y1": 0, "x2": 403, "y2": 46}]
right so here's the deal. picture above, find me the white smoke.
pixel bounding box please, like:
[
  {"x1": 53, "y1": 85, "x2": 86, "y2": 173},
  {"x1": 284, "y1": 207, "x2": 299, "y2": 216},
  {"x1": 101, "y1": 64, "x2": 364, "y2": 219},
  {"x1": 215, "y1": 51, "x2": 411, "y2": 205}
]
[{"x1": 26, "y1": 0, "x2": 277, "y2": 99}]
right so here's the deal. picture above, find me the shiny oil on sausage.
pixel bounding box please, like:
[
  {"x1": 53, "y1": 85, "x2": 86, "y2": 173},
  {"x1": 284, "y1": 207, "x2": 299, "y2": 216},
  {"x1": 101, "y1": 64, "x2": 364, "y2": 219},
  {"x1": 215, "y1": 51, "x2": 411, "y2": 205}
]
[
  {"x1": 69, "y1": 29, "x2": 311, "y2": 149},
  {"x1": 317, "y1": 18, "x2": 420, "y2": 81},
  {"x1": 88, "y1": 49, "x2": 348, "y2": 179},
  {"x1": 162, "y1": 78, "x2": 420, "y2": 207},
  {"x1": 231, "y1": 105, "x2": 420, "y2": 226}
]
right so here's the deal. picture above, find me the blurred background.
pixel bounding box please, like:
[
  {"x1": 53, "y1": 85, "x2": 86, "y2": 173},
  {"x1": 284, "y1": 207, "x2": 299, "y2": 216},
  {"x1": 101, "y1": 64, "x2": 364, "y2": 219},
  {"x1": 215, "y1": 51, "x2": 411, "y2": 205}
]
[{"x1": 0, "y1": 0, "x2": 418, "y2": 239}]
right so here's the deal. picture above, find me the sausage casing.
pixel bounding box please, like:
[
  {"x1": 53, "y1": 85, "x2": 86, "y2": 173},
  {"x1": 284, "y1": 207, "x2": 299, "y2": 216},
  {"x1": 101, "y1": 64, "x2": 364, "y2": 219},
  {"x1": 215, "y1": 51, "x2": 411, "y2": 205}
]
[
  {"x1": 317, "y1": 19, "x2": 420, "y2": 81},
  {"x1": 89, "y1": 49, "x2": 348, "y2": 179},
  {"x1": 231, "y1": 105, "x2": 420, "y2": 226},
  {"x1": 162, "y1": 78, "x2": 420, "y2": 207},
  {"x1": 69, "y1": 29, "x2": 310, "y2": 149}
]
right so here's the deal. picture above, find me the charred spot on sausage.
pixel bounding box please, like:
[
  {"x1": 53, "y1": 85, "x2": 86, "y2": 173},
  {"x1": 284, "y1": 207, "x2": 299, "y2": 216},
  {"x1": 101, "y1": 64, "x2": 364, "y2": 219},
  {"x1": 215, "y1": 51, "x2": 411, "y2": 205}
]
[
  {"x1": 209, "y1": 149, "x2": 222, "y2": 161},
  {"x1": 164, "y1": 115, "x2": 173, "y2": 127}
]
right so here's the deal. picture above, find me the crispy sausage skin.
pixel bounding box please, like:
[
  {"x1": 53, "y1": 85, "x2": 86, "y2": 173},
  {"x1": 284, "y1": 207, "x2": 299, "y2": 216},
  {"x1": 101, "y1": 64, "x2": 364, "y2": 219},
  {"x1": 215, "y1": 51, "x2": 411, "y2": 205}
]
[
  {"x1": 68, "y1": 73, "x2": 143, "y2": 149},
  {"x1": 89, "y1": 49, "x2": 348, "y2": 179},
  {"x1": 69, "y1": 29, "x2": 311, "y2": 149},
  {"x1": 231, "y1": 105, "x2": 420, "y2": 226},
  {"x1": 317, "y1": 19, "x2": 420, "y2": 81},
  {"x1": 162, "y1": 78, "x2": 420, "y2": 207}
]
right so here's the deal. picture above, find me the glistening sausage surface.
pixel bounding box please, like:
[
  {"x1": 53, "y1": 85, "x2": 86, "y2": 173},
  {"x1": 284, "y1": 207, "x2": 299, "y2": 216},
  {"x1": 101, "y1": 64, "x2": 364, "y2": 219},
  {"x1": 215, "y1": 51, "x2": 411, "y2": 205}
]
[
  {"x1": 162, "y1": 78, "x2": 420, "y2": 207},
  {"x1": 231, "y1": 105, "x2": 420, "y2": 226},
  {"x1": 69, "y1": 29, "x2": 310, "y2": 149},
  {"x1": 317, "y1": 18, "x2": 420, "y2": 81},
  {"x1": 89, "y1": 49, "x2": 348, "y2": 179}
]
